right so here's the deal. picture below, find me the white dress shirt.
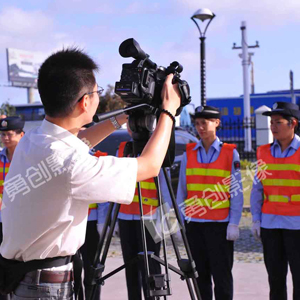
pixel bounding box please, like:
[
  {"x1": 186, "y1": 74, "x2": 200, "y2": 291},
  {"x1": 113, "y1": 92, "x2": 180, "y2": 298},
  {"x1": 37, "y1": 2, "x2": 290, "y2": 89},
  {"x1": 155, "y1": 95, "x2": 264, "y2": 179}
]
[{"x1": 0, "y1": 119, "x2": 137, "y2": 261}]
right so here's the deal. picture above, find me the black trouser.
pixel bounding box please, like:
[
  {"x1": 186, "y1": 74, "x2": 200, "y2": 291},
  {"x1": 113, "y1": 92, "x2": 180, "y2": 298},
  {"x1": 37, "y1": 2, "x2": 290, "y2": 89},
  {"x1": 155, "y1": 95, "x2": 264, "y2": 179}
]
[
  {"x1": 118, "y1": 219, "x2": 161, "y2": 300},
  {"x1": 261, "y1": 228, "x2": 300, "y2": 300},
  {"x1": 0, "y1": 223, "x2": 10, "y2": 300},
  {"x1": 79, "y1": 220, "x2": 101, "y2": 300},
  {"x1": 185, "y1": 221, "x2": 234, "y2": 300}
]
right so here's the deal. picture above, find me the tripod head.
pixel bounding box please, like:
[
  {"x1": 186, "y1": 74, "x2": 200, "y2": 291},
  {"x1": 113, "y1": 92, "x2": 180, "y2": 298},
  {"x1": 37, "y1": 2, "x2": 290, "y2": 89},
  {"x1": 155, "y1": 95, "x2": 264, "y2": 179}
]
[{"x1": 93, "y1": 104, "x2": 176, "y2": 167}]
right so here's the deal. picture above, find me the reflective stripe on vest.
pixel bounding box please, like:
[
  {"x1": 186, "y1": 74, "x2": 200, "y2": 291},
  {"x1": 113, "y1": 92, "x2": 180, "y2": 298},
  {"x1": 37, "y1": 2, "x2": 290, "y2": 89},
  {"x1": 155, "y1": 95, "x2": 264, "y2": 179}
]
[
  {"x1": 257, "y1": 143, "x2": 300, "y2": 216},
  {"x1": 184, "y1": 142, "x2": 235, "y2": 220},
  {"x1": 0, "y1": 159, "x2": 10, "y2": 210},
  {"x1": 118, "y1": 141, "x2": 158, "y2": 216},
  {"x1": 89, "y1": 203, "x2": 97, "y2": 209}
]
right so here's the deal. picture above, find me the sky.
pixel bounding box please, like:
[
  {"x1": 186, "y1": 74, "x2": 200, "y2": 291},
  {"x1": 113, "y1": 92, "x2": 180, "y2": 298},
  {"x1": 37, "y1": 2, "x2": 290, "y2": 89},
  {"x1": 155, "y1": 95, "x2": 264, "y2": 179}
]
[{"x1": 0, "y1": 0, "x2": 300, "y2": 109}]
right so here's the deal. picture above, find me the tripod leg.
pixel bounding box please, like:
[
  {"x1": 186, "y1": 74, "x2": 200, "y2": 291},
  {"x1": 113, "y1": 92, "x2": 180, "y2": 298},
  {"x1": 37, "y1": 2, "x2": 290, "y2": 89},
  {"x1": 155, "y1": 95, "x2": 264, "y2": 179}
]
[
  {"x1": 153, "y1": 176, "x2": 171, "y2": 293},
  {"x1": 162, "y1": 168, "x2": 202, "y2": 300},
  {"x1": 89, "y1": 202, "x2": 121, "y2": 300},
  {"x1": 157, "y1": 201, "x2": 198, "y2": 300},
  {"x1": 100, "y1": 203, "x2": 121, "y2": 265},
  {"x1": 136, "y1": 181, "x2": 152, "y2": 298}
]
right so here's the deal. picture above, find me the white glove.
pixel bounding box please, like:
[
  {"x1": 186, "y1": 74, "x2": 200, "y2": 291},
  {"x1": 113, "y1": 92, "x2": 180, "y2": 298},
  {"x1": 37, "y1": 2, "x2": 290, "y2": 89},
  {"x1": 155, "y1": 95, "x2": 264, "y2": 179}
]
[
  {"x1": 226, "y1": 223, "x2": 240, "y2": 241},
  {"x1": 251, "y1": 221, "x2": 261, "y2": 240}
]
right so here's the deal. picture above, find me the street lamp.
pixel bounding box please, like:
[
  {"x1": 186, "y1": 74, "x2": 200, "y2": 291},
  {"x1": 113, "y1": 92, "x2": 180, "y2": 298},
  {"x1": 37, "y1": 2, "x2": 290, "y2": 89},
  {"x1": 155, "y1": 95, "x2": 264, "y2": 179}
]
[{"x1": 191, "y1": 8, "x2": 216, "y2": 106}]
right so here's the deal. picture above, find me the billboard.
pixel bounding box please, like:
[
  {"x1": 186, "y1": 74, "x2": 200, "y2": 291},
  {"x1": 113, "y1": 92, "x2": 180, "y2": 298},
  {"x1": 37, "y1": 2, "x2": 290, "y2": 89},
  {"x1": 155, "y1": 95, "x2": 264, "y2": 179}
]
[{"x1": 6, "y1": 48, "x2": 46, "y2": 88}]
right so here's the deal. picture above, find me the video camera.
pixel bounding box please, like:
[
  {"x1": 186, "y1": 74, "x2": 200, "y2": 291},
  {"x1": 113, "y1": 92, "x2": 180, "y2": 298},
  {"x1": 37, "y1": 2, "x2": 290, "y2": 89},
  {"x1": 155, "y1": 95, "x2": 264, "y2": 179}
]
[
  {"x1": 115, "y1": 38, "x2": 191, "y2": 117},
  {"x1": 114, "y1": 38, "x2": 192, "y2": 166}
]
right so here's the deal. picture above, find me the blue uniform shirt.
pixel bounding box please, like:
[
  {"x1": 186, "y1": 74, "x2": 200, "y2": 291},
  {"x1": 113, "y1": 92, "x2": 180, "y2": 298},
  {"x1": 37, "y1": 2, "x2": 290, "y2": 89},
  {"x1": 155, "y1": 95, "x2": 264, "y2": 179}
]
[
  {"x1": 0, "y1": 148, "x2": 9, "y2": 223},
  {"x1": 176, "y1": 137, "x2": 244, "y2": 225},
  {"x1": 96, "y1": 202, "x2": 110, "y2": 224},
  {"x1": 250, "y1": 134, "x2": 300, "y2": 229}
]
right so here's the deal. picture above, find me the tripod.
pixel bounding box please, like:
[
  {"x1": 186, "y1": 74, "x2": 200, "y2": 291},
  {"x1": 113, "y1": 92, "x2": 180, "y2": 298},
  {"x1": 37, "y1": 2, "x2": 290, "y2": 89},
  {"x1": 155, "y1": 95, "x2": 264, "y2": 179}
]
[{"x1": 87, "y1": 138, "x2": 202, "y2": 300}]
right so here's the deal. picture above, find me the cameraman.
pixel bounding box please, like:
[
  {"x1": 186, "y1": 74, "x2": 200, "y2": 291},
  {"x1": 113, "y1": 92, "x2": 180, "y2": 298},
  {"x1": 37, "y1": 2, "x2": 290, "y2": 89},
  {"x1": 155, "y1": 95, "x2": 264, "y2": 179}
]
[{"x1": 0, "y1": 48, "x2": 180, "y2": 299}]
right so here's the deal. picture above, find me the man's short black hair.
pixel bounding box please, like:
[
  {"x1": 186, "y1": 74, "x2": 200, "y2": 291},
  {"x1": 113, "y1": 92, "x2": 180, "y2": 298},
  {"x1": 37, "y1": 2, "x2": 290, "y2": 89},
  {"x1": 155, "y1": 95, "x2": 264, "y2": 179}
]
[{"x1": 38, "y1": 48, "x2": 99, "y2": 118}]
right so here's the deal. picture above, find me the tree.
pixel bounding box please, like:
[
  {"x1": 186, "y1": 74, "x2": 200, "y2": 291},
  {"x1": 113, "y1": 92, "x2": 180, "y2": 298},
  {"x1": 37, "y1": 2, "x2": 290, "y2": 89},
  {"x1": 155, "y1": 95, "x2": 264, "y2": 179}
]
[
  {"x1": 96, "y1": 85, "x2": 125, "y2": 114},
  {"x1": 0, "y1": 101, "x2": 16, "y2": 116}
]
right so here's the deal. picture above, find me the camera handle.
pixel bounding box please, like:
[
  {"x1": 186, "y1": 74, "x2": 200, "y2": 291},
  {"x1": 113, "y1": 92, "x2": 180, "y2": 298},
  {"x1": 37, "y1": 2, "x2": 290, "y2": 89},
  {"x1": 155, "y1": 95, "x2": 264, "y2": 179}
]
[{"x1": 93, "y1": 103, "x2": 158, "y2": 123}]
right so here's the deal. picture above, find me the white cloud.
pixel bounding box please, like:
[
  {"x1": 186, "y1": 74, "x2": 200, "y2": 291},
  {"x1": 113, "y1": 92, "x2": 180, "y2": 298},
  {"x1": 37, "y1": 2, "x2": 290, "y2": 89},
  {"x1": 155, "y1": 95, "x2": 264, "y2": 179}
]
[{"x1": 0, "y1": 7, "x2": 53, "y2": 37}]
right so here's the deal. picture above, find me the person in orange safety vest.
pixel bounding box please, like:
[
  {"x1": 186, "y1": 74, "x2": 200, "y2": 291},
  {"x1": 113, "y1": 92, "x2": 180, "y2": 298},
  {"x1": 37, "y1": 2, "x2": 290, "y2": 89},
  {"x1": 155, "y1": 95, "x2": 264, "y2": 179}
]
[
  {"x1": 0, "y1": 116, "x2": 24, "y2": 300},
  {"x1": 250, "y1": 102, "x2": 300, "y2": 300},
  {"x1": 79, "y1": 122, "x2": 108, "y2": 300},
  {"x1": 176, "y1": 106, "x2": 244, "y2": 300},
  {"x1": 117, "y1": 125, "x2": 171, "y2": 300}
]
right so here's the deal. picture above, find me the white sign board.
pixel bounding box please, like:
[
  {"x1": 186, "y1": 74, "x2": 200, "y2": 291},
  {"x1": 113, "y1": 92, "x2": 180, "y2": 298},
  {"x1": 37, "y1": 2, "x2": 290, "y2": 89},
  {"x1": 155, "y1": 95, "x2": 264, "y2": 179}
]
[{"x1": 6, "y1": 48, "x2": 46, "y2": 88}]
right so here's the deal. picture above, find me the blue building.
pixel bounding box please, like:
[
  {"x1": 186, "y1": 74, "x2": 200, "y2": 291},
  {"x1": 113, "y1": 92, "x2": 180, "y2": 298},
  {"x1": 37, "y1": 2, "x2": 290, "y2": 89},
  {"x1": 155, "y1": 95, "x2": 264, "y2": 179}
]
[
  {"x1": 207, "y1": 89, "x2": 300, "y2": 122},
  {"x1": 206, "y1": 89, "x2": 300, "y2": 142}
]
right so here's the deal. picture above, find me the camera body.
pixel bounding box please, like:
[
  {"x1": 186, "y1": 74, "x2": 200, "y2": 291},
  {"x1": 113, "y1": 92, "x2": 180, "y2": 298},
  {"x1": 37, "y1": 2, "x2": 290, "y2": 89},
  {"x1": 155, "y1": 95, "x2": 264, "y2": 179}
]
[{"x1": 115, "y1": 38, "x2": 191, "y2": 116}]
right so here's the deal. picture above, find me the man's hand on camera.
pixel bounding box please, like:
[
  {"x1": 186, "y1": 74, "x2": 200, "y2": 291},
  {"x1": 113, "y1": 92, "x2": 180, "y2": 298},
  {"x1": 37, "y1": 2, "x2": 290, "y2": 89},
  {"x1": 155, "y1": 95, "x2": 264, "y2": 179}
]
[{"x1": 161, "y1": 74, "x2": 181, "y2": 116}]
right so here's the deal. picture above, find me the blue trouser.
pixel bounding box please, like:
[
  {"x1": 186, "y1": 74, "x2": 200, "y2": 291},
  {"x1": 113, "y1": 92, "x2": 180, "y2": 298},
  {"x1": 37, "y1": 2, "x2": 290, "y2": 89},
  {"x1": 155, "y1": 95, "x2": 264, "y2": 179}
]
[{"x1": 12, "y1": 281, "x2": 74, "y2": 299}]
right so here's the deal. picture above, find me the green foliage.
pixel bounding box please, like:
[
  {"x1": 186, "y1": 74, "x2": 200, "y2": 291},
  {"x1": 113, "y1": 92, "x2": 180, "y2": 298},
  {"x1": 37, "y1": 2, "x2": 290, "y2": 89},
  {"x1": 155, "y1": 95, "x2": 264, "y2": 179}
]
[
  {"x1": 96, "y1": 85, "x2": 125, "y2": 114},
  {"x1": 0, "y1": 101, "x2": 16, "y2": 116}
]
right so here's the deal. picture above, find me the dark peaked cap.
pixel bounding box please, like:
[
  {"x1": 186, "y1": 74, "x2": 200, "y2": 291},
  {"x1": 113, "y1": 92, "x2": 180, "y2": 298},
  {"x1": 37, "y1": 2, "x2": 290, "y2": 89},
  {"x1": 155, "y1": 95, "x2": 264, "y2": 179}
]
[
  {"x1": 262, "y1": 102, "x2": 300, "y2": 120},
  {"x1": 192, "y1": 106, "x2": 221, "y2": 119},
  {"x1": 0, "y1": 116, "x2": 25, "y2": 131}
]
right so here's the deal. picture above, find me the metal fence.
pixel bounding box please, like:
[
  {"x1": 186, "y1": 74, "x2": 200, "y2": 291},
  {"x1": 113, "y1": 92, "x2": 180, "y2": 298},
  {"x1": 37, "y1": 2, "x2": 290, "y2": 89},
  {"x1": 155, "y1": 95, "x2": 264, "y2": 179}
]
[{"x1": 217, "y1": 117, "x2": 256, "y2": 161}]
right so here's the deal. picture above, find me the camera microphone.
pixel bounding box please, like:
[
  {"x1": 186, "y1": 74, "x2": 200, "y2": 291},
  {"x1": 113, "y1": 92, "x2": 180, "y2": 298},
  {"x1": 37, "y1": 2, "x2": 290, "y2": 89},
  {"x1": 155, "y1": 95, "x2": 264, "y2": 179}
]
[{"x1": 119, "y1": 38, "x2": 147, "y2": 59}]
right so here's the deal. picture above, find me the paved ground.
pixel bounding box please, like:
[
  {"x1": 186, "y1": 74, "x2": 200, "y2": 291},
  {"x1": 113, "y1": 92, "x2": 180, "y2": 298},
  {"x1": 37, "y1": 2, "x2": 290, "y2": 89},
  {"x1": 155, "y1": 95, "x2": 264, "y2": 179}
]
[
  {"x1": 107, "y1": 216, "x2": 264, "y2": 263},
  {"x1": 99, "y1": 216, "x2": 293, "y2": 299},
  {"x1": 101, "y1": 258, "x2": 293, "y2": 300}
]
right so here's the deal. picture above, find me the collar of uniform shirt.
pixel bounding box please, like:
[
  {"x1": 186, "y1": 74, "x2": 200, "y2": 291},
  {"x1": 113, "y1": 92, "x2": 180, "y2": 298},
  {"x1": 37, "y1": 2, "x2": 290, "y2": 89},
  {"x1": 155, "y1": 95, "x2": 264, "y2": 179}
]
[
  {"x1": 273, "y1": 134, "x2": 300, "y2": 151},
  {"x1": 40, "y1": 119, "x2": 90, "y2": 153},
  {"x1": 192, "y1": 136, "x2": 221, "y2": 152}
]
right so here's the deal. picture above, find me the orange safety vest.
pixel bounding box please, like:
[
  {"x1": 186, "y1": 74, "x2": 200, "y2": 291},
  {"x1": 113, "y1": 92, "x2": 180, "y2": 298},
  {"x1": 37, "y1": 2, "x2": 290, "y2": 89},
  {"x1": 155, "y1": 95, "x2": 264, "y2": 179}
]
[
  {"x1": 0, "y1": 159, "x2": 10, "y2": 210},
  {"x1": 257, "y1": 144, "x2": 300, "y2": 216},
  {"x1": 118, "y1": 142, "x2": 158, "y2": 216},
  {"x1": 184, "y1": 142, "x2": 235, "y2": 220},
  {"x1": 88, "y1": 150, "x2": 108, "y2": 216}
]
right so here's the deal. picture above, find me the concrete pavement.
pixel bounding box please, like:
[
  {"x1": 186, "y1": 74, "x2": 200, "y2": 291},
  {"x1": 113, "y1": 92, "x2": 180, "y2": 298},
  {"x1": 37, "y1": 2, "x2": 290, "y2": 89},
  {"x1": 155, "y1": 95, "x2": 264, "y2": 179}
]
[{"x1": 100, "y1": 258, "x2": 293, "y2": 300}]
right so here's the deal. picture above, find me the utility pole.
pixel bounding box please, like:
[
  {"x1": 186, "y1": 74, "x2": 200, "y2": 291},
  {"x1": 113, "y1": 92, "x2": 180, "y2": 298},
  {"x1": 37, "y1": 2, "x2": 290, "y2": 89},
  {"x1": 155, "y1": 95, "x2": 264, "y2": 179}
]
[
  {"x1": 233, "y1": 21, "x2": 259, "y2": 152},
  {"x1": 290, "y1": 70, "x2": 296, "y2": 104},
  {"x1": 27, "y1": 87, "x2": 35, "y2": 104},
  {"x1": 251, "y1": 61, "x2": 255, "y2": 94}
]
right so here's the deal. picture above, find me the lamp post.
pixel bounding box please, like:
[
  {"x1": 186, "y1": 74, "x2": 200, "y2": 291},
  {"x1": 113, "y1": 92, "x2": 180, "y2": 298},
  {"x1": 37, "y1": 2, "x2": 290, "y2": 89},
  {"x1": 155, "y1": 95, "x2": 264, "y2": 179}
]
[{"x1": 191, "y1": 8, "x2": 215, "y2": 106}]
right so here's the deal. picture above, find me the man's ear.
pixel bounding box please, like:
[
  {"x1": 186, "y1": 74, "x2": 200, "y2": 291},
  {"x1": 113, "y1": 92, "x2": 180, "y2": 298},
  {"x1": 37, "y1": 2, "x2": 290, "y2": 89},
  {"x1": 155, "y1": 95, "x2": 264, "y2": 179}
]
[
  {"x1": 78, "y1": 95, "x2": 89, "y2": 112},
  {"x1": 292, "y1": 118, "x2": 298, "y2": 130}
]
